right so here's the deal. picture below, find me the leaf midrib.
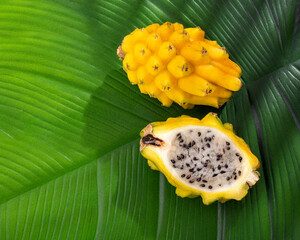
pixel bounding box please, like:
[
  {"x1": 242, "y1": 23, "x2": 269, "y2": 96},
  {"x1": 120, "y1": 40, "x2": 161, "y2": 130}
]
[{"x1": 246, "y1": 58, "x2": 300, "y2": 84}]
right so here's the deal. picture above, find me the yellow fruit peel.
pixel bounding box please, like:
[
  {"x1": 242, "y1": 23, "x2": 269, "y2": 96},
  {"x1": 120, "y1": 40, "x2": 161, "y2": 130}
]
[
  {"x1": 139, "y1": 113, "x2": 260, "y2": 205},
  {"x1": 118, "y1": 22, "x2": 242, "y2": 108}
]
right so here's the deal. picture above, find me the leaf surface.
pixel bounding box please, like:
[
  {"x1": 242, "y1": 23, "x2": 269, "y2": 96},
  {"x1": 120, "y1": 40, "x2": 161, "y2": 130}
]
[{"x1": 0, "y1": 0, "x2": 299, "y2": 239}]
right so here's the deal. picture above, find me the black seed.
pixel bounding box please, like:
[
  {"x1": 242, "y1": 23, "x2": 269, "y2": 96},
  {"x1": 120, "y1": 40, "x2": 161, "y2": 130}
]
[
  {"x1": 225, "y1": 164, "x2": 228, "y2": 168},
  {"x1": 201, "y1": 147, "x2": 205, "y2": 150},
  {"x1": 189, "y1": 180, "x2": 194, "y2": 183},
  {"x1": 227, "y1": 147, "x2": 230, "y2": 150},
  {"x1": 220, "y1": 171, "x2": 226, "y2": 174},
  {"x1": 183, "y1": 144, "x2": 187, "y2": 148},
  {"x1": 217, "y1": 165, "x2": 221, "y2": 170},
  {"x1": 201, "y1": 139, "x2": 203, "y2": 143},
  {"x1": 223, "y1": 148, "x2": 225, "y2": 153},
  {"x1": 219, "y1": 184, "x2": 222, "y2": 186},
  {"x1": 208, "y1": 185, "x2": 213, "y2": 189},
  {"x1": 207, "y1": 130, "x2": 211, "y2": 133},
  {"x1": 177, "y1": 133, "x2": 181, "y2": 137},
  {"x1": 236, "y1": 153, "x2": 240, "y2": 156},
  {"x1": 173, "y1": 165, "x2": 176, "y2": 168},
  {"x1": 180, "y1": 139, "x2": 184, "y2": 143},
  {"x1": 233, "y1": 171, "x2": 236, "y2": 175},
  {"x1": 181, "y1": 154, "x2": 185, "y2": 159},
  {"x1": 217, "y1": 154, "x2": 223, "y2": 158},
  {"x1": 197, "y1": 168, "x2": 201, "y2": 171},
  {"x1": 198, "y1": 132, "x2": 201, "y2": 136},
  {"x1": 226, "y1": 141, "x2": 230, "y2": 145},
  {"x1": 212, "y1": 168, "x2": 215, "y2": 172},
  {"x1": 180, "y1": 165, "x2": 184, "y2": 169},
  {"x1": 193, "y1": 157, "x2": 199, "y2": 161},
  {"x1": 171, "y1": 159, "x2": 175, "y2": 163},
  {"x1": 191, "y1": 141, "x2": 195, "y2": 146},
  {"x1": 208, "y1": 137, "x2": 212, "y2": 142},
  {"x1": 189, "y1": 168, "x2": 194, "y2": 172},
  {"x1": 207, "y1": 154, "x2": 210, "y2": 157},
  {"x1": 213, "y1": 174, "x2": 218, "y2": 177},
  {"x1": 204, "y1": 137, "x2": 208, "y2": 142},
  {"x1": 238, "y1": 171, "x2": 241, "y2": 176},
  {"x1": 217, "y1": 157, "x2": 221, "y2": 161},
  {"x1": 226, "y1": 177, "x2": 230, "y2": 181},
  {"x1": 186, "y1": 175, "x2": 191, "y2": 179},
  {"x1": 181, "y1": 174, "x2": 185, "y2": 178},
  {"x1": 204, "y1": 163, "x2": 208, "y2": 167},
  {"x1": 234, "y1": 175, "x2": 237, "y2": 180},
  {"x1": 205, "y1": 159, "x2": 210, "y2": 163},
  {"x1": 177, "y1": 155, "x2": 181, "y2": 160},
  {"x1": 206, "y1": 143, "x2": 210, "y2": 148},
  {"x1": 188, "y1": 142, "x2": 192, "y2": 148},
  {"x1": 200, "y1": 184, "x2": 206, "y2": 187},
  {"x1": 196, "y1": 178, "x2": 201, "y2": 182},
  {"x1": 186, "y1": 163, "x2": 190, "y2": 167},
  {"x1": 202, "y1": 180, "x2": 207, "y2": 183},
  {"x1": 239, "y1": 157, "x2": 243, "y2": 162}
]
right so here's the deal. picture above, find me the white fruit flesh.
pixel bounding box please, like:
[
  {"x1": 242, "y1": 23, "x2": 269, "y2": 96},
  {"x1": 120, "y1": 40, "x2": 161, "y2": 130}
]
[{"x1": 151, "y1": 125, "x2": 253, "y2": 192}]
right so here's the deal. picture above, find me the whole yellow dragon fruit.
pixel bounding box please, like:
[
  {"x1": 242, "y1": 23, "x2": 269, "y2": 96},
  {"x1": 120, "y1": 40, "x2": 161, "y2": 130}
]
[{"x1": 117, "y1": 22, "x2": 242, "y2": 109}]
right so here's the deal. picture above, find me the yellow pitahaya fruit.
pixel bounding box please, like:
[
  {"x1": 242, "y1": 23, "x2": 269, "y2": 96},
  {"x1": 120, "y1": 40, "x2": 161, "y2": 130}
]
[
  {"x1": 140, "y1": 113, "x2": 260, "y2": 205},
  {"x1": 117, "y1": 22, "x2": 242, "y2": 109}
]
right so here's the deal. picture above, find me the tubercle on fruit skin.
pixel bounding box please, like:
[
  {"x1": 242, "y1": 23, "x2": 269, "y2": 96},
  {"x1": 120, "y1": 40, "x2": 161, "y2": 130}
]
[
  {"x1": 117, "y1": 46, "x2": 125, "y2": 60},
  {"x1": 246, "y1": 171, "x2": 260, "y2": 187}
]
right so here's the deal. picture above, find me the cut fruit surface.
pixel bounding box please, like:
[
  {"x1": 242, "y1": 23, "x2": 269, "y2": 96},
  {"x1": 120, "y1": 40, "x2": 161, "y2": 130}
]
[{"x1": 140, "y1": 113, "x2": 260, "y2": 205}]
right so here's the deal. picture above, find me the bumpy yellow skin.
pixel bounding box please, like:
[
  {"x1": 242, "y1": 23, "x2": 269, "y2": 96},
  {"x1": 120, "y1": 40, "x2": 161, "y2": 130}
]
[
  {"x1": 118, "y1": 22, "x2": 242, "y2": 108},
  {"x1": 140, "y1": 113, "x2": 260, "y2": 205}
]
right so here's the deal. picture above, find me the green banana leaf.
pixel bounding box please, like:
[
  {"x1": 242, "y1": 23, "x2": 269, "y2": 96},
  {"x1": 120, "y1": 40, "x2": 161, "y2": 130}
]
[{"x1": 0, "y1": 0, "x2": 299, "y2": 239}]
